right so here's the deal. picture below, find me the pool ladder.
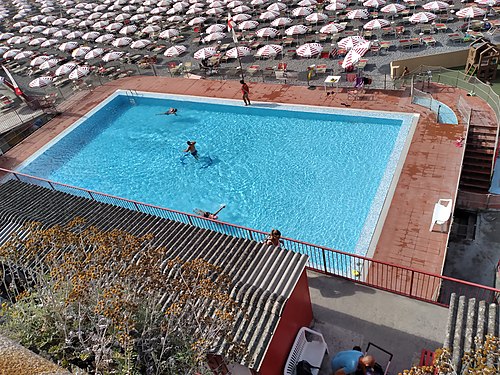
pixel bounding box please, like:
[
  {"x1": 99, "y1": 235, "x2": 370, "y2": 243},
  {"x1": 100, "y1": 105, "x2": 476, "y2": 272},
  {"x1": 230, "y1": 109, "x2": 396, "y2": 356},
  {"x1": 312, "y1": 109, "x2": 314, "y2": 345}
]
[{"x1": 125, "y1": 89, "x2": 140, "y2": 105}]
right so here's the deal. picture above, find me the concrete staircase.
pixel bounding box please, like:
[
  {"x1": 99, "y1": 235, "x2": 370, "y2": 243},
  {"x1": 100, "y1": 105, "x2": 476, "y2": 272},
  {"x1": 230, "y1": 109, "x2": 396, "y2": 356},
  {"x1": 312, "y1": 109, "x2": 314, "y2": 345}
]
[{"x1": 443, "y1": 293, "x2": 499, "y2": 373}]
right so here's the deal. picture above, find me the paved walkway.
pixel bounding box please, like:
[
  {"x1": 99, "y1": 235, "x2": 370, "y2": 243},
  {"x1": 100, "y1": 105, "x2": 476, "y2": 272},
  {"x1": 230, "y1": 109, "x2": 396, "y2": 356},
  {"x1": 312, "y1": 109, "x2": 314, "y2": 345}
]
[{"x1": 308, "y1": 271, "x2": 448, "y2": 374}]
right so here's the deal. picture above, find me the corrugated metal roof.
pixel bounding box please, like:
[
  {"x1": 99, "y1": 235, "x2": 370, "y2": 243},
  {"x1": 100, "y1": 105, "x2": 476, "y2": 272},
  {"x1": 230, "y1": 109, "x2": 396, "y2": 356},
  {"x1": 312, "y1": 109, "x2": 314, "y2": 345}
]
[{"x1": 0, "y1": 180, "x2": 308, "y2": 370}]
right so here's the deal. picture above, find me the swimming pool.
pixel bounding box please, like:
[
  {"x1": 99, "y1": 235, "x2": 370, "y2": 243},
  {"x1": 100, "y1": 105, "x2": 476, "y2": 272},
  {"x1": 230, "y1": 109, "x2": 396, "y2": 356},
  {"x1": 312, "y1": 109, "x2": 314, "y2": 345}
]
[{"x1": 19, "y1": 91, "x2": 417, "y2": 255}]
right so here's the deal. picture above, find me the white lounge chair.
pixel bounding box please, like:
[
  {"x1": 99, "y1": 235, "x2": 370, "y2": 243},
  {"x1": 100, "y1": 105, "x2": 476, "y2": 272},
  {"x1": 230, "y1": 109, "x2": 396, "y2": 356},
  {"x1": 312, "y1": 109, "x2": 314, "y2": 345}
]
[
  {"x1": 284, "y1": 327, "x2": 328, "y2": 375},
  {"x1": 429, "y1": 199, "x2": 453, "y2": 232}
]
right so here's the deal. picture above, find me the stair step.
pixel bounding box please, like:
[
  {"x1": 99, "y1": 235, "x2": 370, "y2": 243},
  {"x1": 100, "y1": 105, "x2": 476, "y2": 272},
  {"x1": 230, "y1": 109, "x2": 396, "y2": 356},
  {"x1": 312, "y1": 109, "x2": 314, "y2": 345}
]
[
  {"x1": 459, "y1": 178, "x2": 491, "y2": 189},
  {"x1": 465, "y1": 148, "x2": 495, "y2": 155},
  {"x1": 468, "y1": 123, "x2": 498, "y2": 130},
  {"x1": 459, "y1": 185, "x2": 489, "y2": 193},
  {"x1": 467, "y1": 142, "x2": 495, "y2": 150},
  {"x1": 464, "y1": 153, "x2": 494, "y2": 162},
  {"x1": 462, "y1": 167, "x2": 491, "y2": 176},
  {"x1": 468, "y1": 128, "x2": 497, "y2": 136},
  {"x1": 462, "y1": 159, "x2": 492, "y2": 168}
]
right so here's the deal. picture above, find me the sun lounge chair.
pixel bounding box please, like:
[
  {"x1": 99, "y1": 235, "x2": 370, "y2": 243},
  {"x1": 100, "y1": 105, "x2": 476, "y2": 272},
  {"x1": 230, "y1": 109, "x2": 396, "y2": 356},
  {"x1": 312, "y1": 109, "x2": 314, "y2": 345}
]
[
  {"x1": 247, "y1": 65, "x2": 261, "y2": 76},
  {"x1": 284, "y1": 327, "x2": 328, "y2": 375},
  {"x1": 429, "y1": 199, "x2": 453, "y2": 232},
  {"x1": 347, "y1": 76, "x2": 364, "y2": 100}
]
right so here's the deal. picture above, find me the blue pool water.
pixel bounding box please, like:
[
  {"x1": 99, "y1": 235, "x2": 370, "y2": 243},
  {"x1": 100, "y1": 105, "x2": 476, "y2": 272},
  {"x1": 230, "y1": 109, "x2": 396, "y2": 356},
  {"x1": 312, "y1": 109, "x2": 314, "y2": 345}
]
[{"x1": 20, "y1": 93, "x2": 414, "y2": 254}]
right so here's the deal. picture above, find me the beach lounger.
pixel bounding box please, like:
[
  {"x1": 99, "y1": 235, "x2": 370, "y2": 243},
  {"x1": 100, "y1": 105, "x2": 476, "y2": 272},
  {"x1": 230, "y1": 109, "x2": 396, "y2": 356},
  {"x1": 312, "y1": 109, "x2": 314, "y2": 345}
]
[{"x1": 429, "y1": 199, "x2": 453, "y2": 232}]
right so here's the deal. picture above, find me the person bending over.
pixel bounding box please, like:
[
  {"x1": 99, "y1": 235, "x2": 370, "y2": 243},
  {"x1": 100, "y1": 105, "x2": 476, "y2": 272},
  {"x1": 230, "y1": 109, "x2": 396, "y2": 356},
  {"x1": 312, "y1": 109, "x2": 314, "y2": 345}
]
[
  {"x1": 184, "y1": 141, "x2": 199, "y2": 160},
  {"x1": 331, "y1": 350, "x2": 375, "y2": 375}
]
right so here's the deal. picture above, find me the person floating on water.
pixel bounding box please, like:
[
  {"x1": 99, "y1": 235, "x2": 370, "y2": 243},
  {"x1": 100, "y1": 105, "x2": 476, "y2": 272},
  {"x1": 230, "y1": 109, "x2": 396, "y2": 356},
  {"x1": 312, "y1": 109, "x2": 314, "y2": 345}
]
[
  {"x1": 184, "y1": 141, "x2": 199, "y2": 160},
  {"x1": 194, "y1": 204, "x2": 226, "y2": 220},
  {"x1": 164, "y1": 108, "x2": 177, "y2": 115}
]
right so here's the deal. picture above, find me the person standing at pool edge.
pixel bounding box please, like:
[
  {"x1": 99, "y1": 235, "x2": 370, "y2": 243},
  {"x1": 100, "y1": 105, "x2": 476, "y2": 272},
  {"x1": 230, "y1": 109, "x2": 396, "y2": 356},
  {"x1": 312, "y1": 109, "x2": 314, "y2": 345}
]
[
  {"x1": 184, "y1": 141, "x2": 199, "y2": 160},
  {"x1": 240, "y1": 80, "x2": 251, "y2": 106}
]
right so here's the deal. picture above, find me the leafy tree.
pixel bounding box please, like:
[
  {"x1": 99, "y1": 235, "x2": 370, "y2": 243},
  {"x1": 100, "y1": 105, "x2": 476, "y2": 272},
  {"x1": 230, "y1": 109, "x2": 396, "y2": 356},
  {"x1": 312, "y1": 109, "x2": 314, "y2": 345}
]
[{"x1": 0, "y1": 218, "x2": 247, "y2": 374}]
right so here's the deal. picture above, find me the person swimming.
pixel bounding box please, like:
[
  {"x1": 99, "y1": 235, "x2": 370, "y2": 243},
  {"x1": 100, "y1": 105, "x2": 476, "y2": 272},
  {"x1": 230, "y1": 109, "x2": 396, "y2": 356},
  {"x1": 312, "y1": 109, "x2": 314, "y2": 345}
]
[
  {"x1": 184, "y1": 141, "x2": 199, "y2": 160},
  {"x1": 164, "y1": 108, "x2": 177, "y2": 115},
  {"x1": 194, "y1": 204, "x2": 226, "y2": 220}
]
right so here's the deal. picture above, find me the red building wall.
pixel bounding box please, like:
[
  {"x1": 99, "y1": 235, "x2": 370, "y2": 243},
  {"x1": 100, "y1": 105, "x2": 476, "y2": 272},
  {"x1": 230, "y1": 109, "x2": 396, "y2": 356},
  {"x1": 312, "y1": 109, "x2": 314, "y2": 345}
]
[{"x1": 258, "y1": 270, "x2": 313, "y2": 375}]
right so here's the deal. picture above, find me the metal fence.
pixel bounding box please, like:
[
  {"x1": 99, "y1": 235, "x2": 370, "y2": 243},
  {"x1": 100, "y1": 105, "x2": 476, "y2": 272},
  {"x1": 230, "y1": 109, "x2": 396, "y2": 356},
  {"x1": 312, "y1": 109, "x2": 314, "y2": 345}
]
[{"x1": 1, "y1": 167, "x2": 498, "y2": 307}]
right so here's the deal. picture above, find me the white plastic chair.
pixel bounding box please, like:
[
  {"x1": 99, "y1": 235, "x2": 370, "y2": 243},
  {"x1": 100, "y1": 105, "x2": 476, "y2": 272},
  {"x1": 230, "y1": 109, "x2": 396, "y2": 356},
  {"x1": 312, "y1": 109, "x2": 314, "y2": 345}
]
[
  {"x1": 429, "y1": 198, "x2": 453, "y2": 232},
  {"x1": 283, "y1": 327, "x2": 328, "y2": 375}
]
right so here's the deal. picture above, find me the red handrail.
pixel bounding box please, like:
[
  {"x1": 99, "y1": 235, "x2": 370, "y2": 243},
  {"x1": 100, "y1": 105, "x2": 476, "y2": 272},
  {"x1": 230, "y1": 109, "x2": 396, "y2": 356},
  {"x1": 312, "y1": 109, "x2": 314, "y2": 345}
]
[{"x1": 1, "y1": 167, "x2": 499, "y2": 306}]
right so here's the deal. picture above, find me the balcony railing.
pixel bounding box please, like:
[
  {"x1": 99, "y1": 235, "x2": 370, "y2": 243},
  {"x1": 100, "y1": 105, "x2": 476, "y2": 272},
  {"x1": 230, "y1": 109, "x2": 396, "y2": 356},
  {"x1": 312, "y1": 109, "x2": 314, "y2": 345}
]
[{"x1": 1, "y1": 167, "x2": 499, "y2": 307}]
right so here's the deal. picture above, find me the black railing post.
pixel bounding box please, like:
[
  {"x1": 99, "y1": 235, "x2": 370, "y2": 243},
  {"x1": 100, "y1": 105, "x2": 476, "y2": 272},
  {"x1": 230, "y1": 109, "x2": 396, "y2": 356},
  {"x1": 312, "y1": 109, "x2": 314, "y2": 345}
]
[
  {"x1": 133, "y1": 201, "x2": 139, "y2": 210},
  {"x1": 47, "y1": 181, "x2": 55, "y2": 190},
  {"x1": 88, "y1": 191, "x2": 94, "y2": 200},
  {"x1": 13, "y1": 173, "x2": 21, "y2": 181},
  {"x1": 187, "y1": 215, "x2": 193, "y2": 225},
  {"x1": 322, "y1": 248, "x2": 327, "y2": 273},
  {"x1": 248, "y1": 230, "x2": 253, "y2": 241}
]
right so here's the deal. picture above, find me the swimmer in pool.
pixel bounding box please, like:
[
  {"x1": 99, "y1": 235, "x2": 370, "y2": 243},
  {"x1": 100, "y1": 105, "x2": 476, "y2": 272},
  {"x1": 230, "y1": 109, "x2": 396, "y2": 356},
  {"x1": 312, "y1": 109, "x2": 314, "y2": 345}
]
[{"x1": 184, "y1": 141, "x2": 199, "y2": 160}]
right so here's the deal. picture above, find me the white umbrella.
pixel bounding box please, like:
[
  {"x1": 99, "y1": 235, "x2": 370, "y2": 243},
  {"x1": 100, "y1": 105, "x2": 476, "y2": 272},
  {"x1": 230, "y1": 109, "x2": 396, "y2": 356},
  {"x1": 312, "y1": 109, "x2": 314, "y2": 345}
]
[
  {"x1": 159, "y1": 29, "x2": 180, "y2": 39},
  {"x1": 0, "y1": 33, "x2": 14, "y2": 40},
  {"x1": 296, "y1": 42, "x2": 323, "y2": 57},
  {"x1": 338, "y1": 35, "x2": 367, "y2": 49},
  {"x1": 292, "y1": 7, "x2": 313, "y2": 17},
  {"x1": 66, "y1": 31, "x2": 83, "y2": 39},
  {"x1": 106, "y1": 22, "x2": 124, "y2": 32},
  {"x1": 194, "y1": 46, "x2": 217, "y2": 59},
  {"x1": 206, "y1": 8, "x2": 224, "y2": 15},
  {"x1": 88, "y1": 12, "x2": 103, "y2": 21},
  {"x1": 346, "y1": 9, "x2": 369, "y2": 19},
  {"x1": 141, "y1": 25, "x2": 160, "y2": 34},
  {"x1": 226, "y1": 46, "x2": 252, "y2": 58},
  {"x1": 112, "y1": 37, "x2": 133, "y2": 47},
  {"x1": 186, "y1": 7, "x2": 204, "y2": 14},
  {"x1": 380, "y1": 3, "x2": 406, "y2": 14},
  {"x1": 58, "y1": 41, "x2": 79, "y2": 51},
  {"x1": 305, "y1": 12, "x2": 328, "y2": 23},
  {"x1": 130, "y1": 14, "x2": 147, "y2": 22},
  {"x1": 131, "y1": 39, "x2": 152, "y2": 48},
  {"x1": 342, "y1": 41, "x2": 370, "y2": 68},
  {"x1": 84, "y1": 48, "x2": 105, "y2": 59},
  {"x1": 422, "y1": 1, "x2": 449, "y2": 11},
  {"x1": 205, "y1": 24, "x2": 225, "y2": 33},
  {"x1": 93, "y1": 21, "x2": 110, "y2": 29},
  {"x1": 55, "y1": 62, "x2": 77, "y2": 76},
  {"x1": 52, "y1": 18, "x2": 68, "y2": 26},
  {"x1": 69, "y1": 65, "x2": 91, "y2": 79},
  {"x1": 29, "y1": 37, "x2": 47, "y2": 46},
  {"x1": 164, "y1": 45, "x2": 187, "y2": 57},
  {"x1": 82, "y1": 31, "x2": 101, "y2": 41},
  {"x1": 284, "y1": 24, "x2": 309, "y2": 35},
  {"x1": 147, "y1": 15, "x2": 163, "y2": 23},
  {"x1": 227, "y1": 0, "x2": 243, "y2": 8},
  {"x1": 256, "y1": 27, "x2": 279, "y2": 38},
  {"x1": 40, "y1": 39, "x2": 58, "y2": 47},
  {"x1": 188, "y1": 16, "x2": 206, "y2": 25},
  {"x1": 95, "y1": 34, "x2": 115, "y2": 43},
  {"x1": 255, "y1": 44, "x2": 282, "y2": 58},
  {"x1": 30, "y1": 26, "x2": 47, "y2": 33},
  {"x1": 29, "y1": 76, "x2": 53, "y2": 88},
  {"x1": 8, "y1": 36, "x2": 31, "y2": 45},
  {"x1": 102, "y1": 51, "x2": 124, "y2": 62},
  {"x1": 203, "y1": 32, "x2": 226, "y2": 42},
  {"x1": 231, "y1": 13, "x2": 252, "y2": 22},
  {"x1": 137, "y1": 6, "x2": 152, "y2": 13},
  {"x1": 3, "y1": 49, "x2": 22, "y2": 59},
  {"x1": 41, "y1": 16, "x2": 56, "y2": 24},
  {"x1": 299, "y1": 0, "x2": 317, "y2": 6},
  {"x1": 363, "y1": 0, "x2": 386, "y2": 8},
  {"x1": 325, "y1": 2, "x2": 347, "y2": 11},
  {"x1": 72, "y1": 46, "x2": 92, "y2": 58},
  {"x1": 19, "y1": 25, "x2": 34, "y2": 33},
  {"x1": 39, "y1": 58, "x2": 59, "y2": 70},
  {"x1": 409, "y1": 12, "x2": 437, "y2": 23},
  {"x1": 115, "y1": 13, "x2": 131, "y2": 22},
  {"x1": 259, "y1": 11, "x2": 279, "y2": 21},
  {"x1": 251, "y1": 0, "x2": 268, "y2": 4},
  {"x1": 13, "y1": 51, "x2": 35, "y2": 60},
  {"x1": 42, "y1": 27, "x2": 60, "y2": 35},
  {"x1": 320, "y1": 23, "x2": 346, "y2": 34},
  {"x1": 238, "y1": 20, "x2": 259, "y2": 30},
  {"x1": 474, "y1": 0, "x2": 498, "y2": 5},
  {"x1": 456, "y1": 6, "x2": 486, "y2": 18},
  {"x1": 53, "y1": 29, "x2": 71, "y2": 38},
  {"x1": 267, "y1": 2, "x2": 287, "y2": 11},
  {"x1": 101, "y1": 12, "x2": 117, "y2": 20},
  {"x1": 233, "y1": 5, "x2": 252, "y2": 13},
  {"x1": 119, "y1": 25, "x2": 138, "y2": 35},
  {"x1": 363, "y1": 18, "x2": 390, "y2": 29}
]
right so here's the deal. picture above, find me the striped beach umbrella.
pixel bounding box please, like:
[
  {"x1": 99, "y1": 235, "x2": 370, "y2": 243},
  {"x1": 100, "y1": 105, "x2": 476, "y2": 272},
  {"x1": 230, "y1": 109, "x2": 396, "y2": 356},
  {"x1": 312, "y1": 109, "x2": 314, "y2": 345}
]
[
  {"x1": 66, "y1": 31, "x2": 83, "y2": 39},
  {"x1": 380, "y1": 3, "x2": 406, "y2": 13},
  {"x1": 346, "y1": 9, "x2": 369, "y2": 19},
  {"x1": 409, "y1": 12, "x2": 437, "y2": 23},
  {"x1": 188, "y1": 16, "x2": 206, "y2": 25},
  {"x1": 72, "y1": 46, "x2": 91, "y2": 58},
  {"x1": 422, "y1": 1, "x2": 449, "y2": 11},
  {"x1": 203, "y1": 32, "x2": 226, "y2": 42},
  {"x1": 226, "y1": 46, "x2": 252, "y2": 58},
  {"x1": 102, "y1": 51, "x2": 124, "y2": 62},
  {"x1": 29, "y1": 76, "x2": 53, "y2": 88},
  {"x1": 84, "y1": 48, "x2": 105, "y2": 59},
  {"x1": 271, "y1": 17, "x2": 293, "y2": 27},
  {"x1": 325, "y1": 2, "x2": 347, "y2": 11},
  {"x1": 167, "y1": 15, "x2": 184, "y2": 22},
  {"x1": 320, "y1": 23, "x2": 346, "y2": 34},
  {"x1": 292, "y1": 7, "x2": 314, "y2": 17},
  {"x1": 338, "y1": 35, "x2": 367, "y2": 49},
  {"x1": 255, "y1": 44, "x2": 283, "y2": 58},
  {"x1": 69, "y1": 65, "x2": 91, "y2": 79},
  {"x1": 298, "y1": 0, "x2": 317, "y2": 6},
  {"x1": 232, "y1": 13, "x2": 252, "y2": 22},
  {"x1": 259, "y1": 11, "x2": 279, "y2": 21},
  {"x1": 40, "y1": 39, "x2": 58, "y2": 47},
  {"x1": 233, "y1": 5, "x2": 251, "y2": 13},
  {"x1": 256, "y1": 27, "x2": 279, "y2": 38},
  {"x1": 206, "y1": 8, "x2": 224, "y2": 15},
  {"x1": 456, "y1": 6, "x2": 485, "y2": 18},
  {"x1": 164, "y1": 45, "x2": 187, "y2": 57},
  {"x1": 296, "y1": 42, "x2": 323, "y2": 57},
  {"x1": 39, "y1": 58, "x2": 59, "y2": 70},
  {"x1": 95, "y1": 34, "x2": 115, "y2": 43},
  {"x1": 106, "y1": 22, "x2": 124, "y2": 32},
  {"x1": 194, "y1": 46, "x2": 217, "y2": 59},
  {"x1": 13, "y1": 51, "x2": 35, "y2": 60},
  {"x1": 0, "y1": 33, "x2": 14, "y2": 40},
  {"x1": 29, "y1": 37, "x2": 47, "y2": 46},
  {"x1": 30, "y1": 26, "x2": 47, "y2": 33},
  {"x1": 141, "y1": 25, "x2": 160, "y2": 34},
  {"x1": 159, "y1": 29, "x2": 180, "y2": 39},
  {"x1": 284, "y1": 24, "x2": 309, "y2": 35},
  {"x1": 130, "y1": 14, "x2": 147, "y2": 22},
  {"x1": 363, "y1": 18, "x2": 390, "y2": 29},
  {"x1": 474, "y1": 0, "x2": 498, "y2": 5},
  {"x1": 93, "y1": 20, "x2": 110, "y2": 29},
  {"x1": 112, "y1": 37, "x2": 132, "y2": 47},
  {"x1": 267, "y1": 2, "x2": 287, "y2": 12},
  {"x1": 363, "y1": 0, "x2": 386, "y2": 8},
  {"x1": 53, "y1": 29, "x2": 71, "y2": 38},
  {"x1": 131, "y1": 39, "x2": 152, "y2": 49},
  {"x1": 58, "y1": 41, "x2": 79, "y2": 51},
  {"x1": 147, "y1": 15, "x2": 163, "y2": 24},
  {"x1": 3, "y1": 49, "x2": 22, "y2": 59},
  {"x1": 55, "y1": 62, "x2": 77, "y2": 76},
  {"x1": 82, "y1": 31, "x2": 100, "y2": 41},
  {"x1": 238, "y1": 20, "x2": 259, "y2": 30},
  {"x1": 305, "y1": 12, "x2": 328, "y2": 23},
  {"x1": 342, "y1": 49, "x2": 363, "y2": 68},
  {"x1": 205, "y1": 24, "x2": 225, "y2": 33},
  {"x1": 30, "y1": 55, "x2": 51, "y2": 66}
]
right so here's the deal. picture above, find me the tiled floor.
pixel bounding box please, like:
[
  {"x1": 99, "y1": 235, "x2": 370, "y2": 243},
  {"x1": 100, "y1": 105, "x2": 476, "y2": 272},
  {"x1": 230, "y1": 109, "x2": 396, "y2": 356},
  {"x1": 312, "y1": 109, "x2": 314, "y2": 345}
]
[{"x1": 1, "y1": 77, "x2": 495, "y2": 277}]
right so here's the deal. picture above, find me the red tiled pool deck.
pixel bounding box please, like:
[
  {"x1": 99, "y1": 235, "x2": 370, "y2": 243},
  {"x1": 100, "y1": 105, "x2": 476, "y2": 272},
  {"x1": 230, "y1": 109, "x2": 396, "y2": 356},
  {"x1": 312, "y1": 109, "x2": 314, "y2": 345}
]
[{"x1": 0, "y1": 77, "x2": 496, "y2": 277}]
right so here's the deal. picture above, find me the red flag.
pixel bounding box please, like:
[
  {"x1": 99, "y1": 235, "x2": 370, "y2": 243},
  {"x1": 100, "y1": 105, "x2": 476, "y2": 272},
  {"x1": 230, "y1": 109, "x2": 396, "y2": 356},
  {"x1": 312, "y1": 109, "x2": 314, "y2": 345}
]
[{"x1": 227, "y1": 12, "x2": 238, "y2": 44}]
